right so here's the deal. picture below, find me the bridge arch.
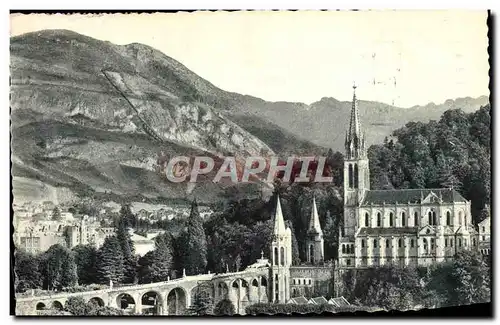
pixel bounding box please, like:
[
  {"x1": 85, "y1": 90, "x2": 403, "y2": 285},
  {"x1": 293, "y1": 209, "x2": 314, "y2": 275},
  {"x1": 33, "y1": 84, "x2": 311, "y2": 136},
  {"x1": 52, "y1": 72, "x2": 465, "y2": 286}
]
[
  {"x1": 116, "y1": 293, "x2": 136, "y2": 312},
  {"x1": 89, "y1": 297, "x2": 105, "y2": 307},
  {"x1": 166, "y1": 287, "x2": 187, "y2": 315},
  {"x1": 35, "y1": 302, "x2": 46, "y2": 311},
  {"x1": 141, "y1": 291, "x2": 163, "y2": 315},
  {"x1": 51, "y1": 301, "x2": 64, "y2": 311}
]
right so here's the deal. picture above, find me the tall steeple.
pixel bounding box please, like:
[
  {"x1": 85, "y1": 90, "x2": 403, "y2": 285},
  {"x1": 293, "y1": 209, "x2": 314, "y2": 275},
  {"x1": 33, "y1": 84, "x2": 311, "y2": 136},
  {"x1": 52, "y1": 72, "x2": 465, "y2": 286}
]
[
  {"x1": 345, "y1": 83, "x2": 366, "y2": 159},
  {"x1": 273, "y1": 195, "x2": 286, "y2": 235},
  {"x1": 308, "y1": 196, "x2": 323, "y2": 235}
]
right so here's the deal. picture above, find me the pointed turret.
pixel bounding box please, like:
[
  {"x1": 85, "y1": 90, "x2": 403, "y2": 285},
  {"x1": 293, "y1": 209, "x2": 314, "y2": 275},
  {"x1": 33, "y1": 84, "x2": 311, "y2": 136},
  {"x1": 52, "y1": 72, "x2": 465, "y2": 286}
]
[
  {"x1": 273, "y1": 195, "x2": 286, "y2": 235},
  {"x1": 308, "y1": 196, "x2": 323, "y2": 235}
]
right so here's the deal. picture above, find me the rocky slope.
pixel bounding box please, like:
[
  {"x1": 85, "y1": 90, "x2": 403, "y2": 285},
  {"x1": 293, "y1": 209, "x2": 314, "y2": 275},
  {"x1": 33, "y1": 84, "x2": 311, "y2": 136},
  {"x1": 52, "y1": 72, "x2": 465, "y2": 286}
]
[{"x1": 10, "y1": 29, "x2": 488, "y2": 204}]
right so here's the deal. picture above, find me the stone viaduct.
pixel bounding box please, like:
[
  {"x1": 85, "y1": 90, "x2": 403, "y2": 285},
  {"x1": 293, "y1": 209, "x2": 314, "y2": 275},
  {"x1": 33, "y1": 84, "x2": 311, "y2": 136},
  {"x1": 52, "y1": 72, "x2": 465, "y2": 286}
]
[{"x1": 15, "y1": 261, "x2": 270, "y2": 316}]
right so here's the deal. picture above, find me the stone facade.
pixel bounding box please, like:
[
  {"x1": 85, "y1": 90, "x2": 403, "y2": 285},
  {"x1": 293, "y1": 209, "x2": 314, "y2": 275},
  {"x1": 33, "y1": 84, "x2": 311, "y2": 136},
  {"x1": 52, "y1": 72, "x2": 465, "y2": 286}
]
[{"x1": 338, "y1": 85, "x2": 479, "y2": 269}]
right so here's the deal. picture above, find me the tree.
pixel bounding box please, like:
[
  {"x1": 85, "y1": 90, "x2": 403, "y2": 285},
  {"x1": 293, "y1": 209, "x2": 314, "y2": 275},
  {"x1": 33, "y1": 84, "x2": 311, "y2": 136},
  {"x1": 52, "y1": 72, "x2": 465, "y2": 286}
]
[
  {"x1": 137, "y1": 233, "x2": 173, "y2": 283},
  {"x1": 96, "y1": 236, "x2": 124, "y2": 284},
  {"x1": 52, "y1": 206, "x2": 62, "y2": 221},
  {"x1": 40, "y1": 244, "x2": 78, "y2": 290},
  {"x1": 116, "y1": 216, "x2": 136, "y2": 284},
  {"x1": 213, "y1": 299, "x2": 235, "y2": 316},
  {"x1": 188, "y1": 283, "x2": 213, "y2": 315},
  {"x1": 72, "y1": 245, "x2": 98, "y2": 285},
  {"x1": 14, "y1": 250, "x2": 42, "y2": 292},
  {"x1": 184, "y1": 199, "x2": 208, "y2": 275}
]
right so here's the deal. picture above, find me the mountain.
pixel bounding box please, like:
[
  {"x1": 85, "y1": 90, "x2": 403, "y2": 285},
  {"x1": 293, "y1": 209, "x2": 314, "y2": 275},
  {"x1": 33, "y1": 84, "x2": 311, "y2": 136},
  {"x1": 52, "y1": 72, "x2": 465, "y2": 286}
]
[{"x1": 10, "y1": 29, "x2": 488, "y2": 204}]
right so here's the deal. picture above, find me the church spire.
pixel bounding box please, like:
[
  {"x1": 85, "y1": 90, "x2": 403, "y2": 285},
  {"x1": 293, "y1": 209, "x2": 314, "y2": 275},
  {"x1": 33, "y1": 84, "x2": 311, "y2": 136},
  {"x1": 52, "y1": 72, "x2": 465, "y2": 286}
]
[
  {"x1": 308, "y1": 196, "x2": 322, "y2": 235},
  {"x1": 273, "y1": 195, "x2": 286, "y2": 235},
  {"x1": 345, "y1": 83, "x2": 366, "y2": 159}
]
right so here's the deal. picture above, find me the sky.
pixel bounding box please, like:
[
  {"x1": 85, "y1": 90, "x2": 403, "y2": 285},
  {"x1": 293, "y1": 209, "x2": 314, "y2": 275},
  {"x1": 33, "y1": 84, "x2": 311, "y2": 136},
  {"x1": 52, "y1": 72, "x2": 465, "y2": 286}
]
[{"x1": 10, "y1": 10, "x2": 489, "y2": 107}]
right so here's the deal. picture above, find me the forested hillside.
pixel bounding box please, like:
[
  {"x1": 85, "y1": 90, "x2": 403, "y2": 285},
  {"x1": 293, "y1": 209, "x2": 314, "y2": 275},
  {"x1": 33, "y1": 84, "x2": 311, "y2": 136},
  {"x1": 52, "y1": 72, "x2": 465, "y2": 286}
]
[{"x1": 368, "y1": 104, "x2": 491, "y2": 220}]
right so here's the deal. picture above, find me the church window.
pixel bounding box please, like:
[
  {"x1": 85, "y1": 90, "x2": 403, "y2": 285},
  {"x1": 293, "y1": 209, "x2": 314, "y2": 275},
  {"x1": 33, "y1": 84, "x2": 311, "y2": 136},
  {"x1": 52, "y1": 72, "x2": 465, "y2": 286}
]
[
  {"x1": 398, "y1": 239, "x2": 402, "y2": 248},
  {"x1": 293, "y1": 279, "x2": 296, "y2": 285},
  {"x1": 365, "y1": 213, "x2": 369, "y2": 227},
  {"x1": 430, "y1": 238, "x2": 435, "y2": 249},
  {"x1": 464, "y1": 239, "x2": 467, "y2": 247},
  {"x1": 348, "y1": 164, "x2": 354, "y2": 188},
  {"x1": 361, "y1": 239, "x2": 365, "y2": 248},
  {"x1": 402, "y1": 212, "x2": 406, "y2": 226},
  {"x1": 464, "y1": 215, "x2": 467, "y2": 225},
  {"x1": 310, "y1": 245, "x2": 315, "y2": 264},
  {"x1": 386, "y1": 239, "x2": 390, "y2": 247},
  {"x1": 373, "y1": 239, "x2": 378, "y2": 248},
  {"x1": 414, "y1": 212, "x2": 419, "y2": 226},
  {"x1": 377, "y1": 213, "x2": 381, "y2": 227},
  {"x1": 411, "y1": 239, "x2": 414, "y2": 248},
  {"x1": 473, "y1": 238, "x2": 476, "y2": 246},
  {"x1": 274, "y1": 247, "x2": 278, "y2": 266},
  {"x1": 389, "y1": 213, "x2": 394, "y2": 227},
  {"x1": 423, "y1": 238, "x2": 428, "y2": 252},
  {"x1": 458, "y1": 238, "x2": 462, "y2": 247},
  {"x1": 432, "y1": 211, "x2": 437, "y2": 225},
  {"x1": 346, "y1": 259, "x2": 351, "y2": 266},
  {"x1": 446, "y1": 211, "x2": 451, "y2": 226},
  {"x1": 342, "y1": 244, "x2": 345, "y2": 254},
  {"x1": 309, "y1": 279, "x2": 312, "y2": 285},
  {"x1": 280, "y1": 247, "x2": 285, "y2": 266},
  {"x1": 450, "y1": 239, "x2": 453, "y2": 247},
  {"x1": 459, "y1": 211, "x2": 463, "y2": 225},
  {"x1": 482, "y1": 226, "x2": 485, "y2": 232},
  {"x1": 445, "y1": 238, "x2": 448, "y2": 247},
  {"x1": 354, "y1": 164, "x2": 359, "y2": 189},
  {"x1": 428, "y1": 211, "x2": 432, "y2": 225},
  {"x1": 482, "y1": 236, "x2": 485, "y2": 241}
]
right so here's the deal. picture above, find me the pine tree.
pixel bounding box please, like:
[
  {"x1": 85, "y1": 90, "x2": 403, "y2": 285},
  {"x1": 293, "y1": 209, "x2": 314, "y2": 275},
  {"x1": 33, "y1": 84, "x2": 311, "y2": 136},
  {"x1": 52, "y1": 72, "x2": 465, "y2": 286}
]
[
  {"x1": 187, "y1": 282, "x2": 213, "y2": 315},
  {"x1": 116, "y1": 216, "x2": 136, "y2": 283},
  {"x1": 96, "y1": 236, "x2": 124, "y2": 284},
  {"x1": 15, "y1": 250, "x2": 42, "y2": 292},
  {"x1": 40, "y1": 244, "x2": 78, "y2": 290},
  {"x1": 150, "y1": 233, "x2": 173, "y2": 282},
  {"x1": 72, "y1": 245, "x2": 98, "y2": 285},
  {"x1": 184, "y1": 199, "x2": 208, "y2": 275}
]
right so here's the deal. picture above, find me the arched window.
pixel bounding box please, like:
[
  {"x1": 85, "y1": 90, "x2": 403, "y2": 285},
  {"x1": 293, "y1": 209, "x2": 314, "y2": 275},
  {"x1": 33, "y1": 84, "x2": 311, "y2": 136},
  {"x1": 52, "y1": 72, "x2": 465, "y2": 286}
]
[
  {"x1": 423, "y1": 238, "x2": 428, "y2": 252},
  {"x1": 274, "y1": 247, "x2": 278, "y2": 266},
  {"x1": 361, "y1": 239, "x2": 365, "y2": 248},
  {"x1": 365, "y1": 213, "x2": 369, "y2": 227},
  {"x1": 342, "y1": 244, "x2": 346, "y2": 254},
  {"x1": 402, "y1": 212, "x2": 406, "y2": 227},
  {"x1": 458, "y1": 238, "x2": 462, "y2": 247},
  {"x1": 445, "y1": 238, "x2": 448, "y2": 247},
  {"x1": 280, "y1": 247, "x2": 285, "y2": 266},
  {"x1": 432, "y1": 211, "x2": 437, "y2": 225},
  {"x1": 386, "y1": 239, "x2": 390, "y2": 247},
  {"x1": 428, "y1": 211, "x2": 432, "y2": 225},
  {"x1": 377, "y1": 213, "x2": 381, "y2": 227},
  {"x1": 446, "y1": 211, "x2": 451, "y2": 226},
  {"x1": 450, "y1": 239, "x2": 454, "y2": 247},
  {"x1": 414, "y1": 212, "x2": 419, "y2": 227},
  {"x1": 389, "y1": 213, "x2": 394, "y2": 227},
  {"x1": 411, "y1": 239, "x2": 414, "y2": 247},
  {"x1": 473, "y1": 238, "x2": 477, "y2": 246},
  {"x1": 464, "y1": 215, "x2": 467, "y2": 225},
  {"x1": 430, "y1": 238, "x2": 435, "y2": 249},
  {"x1": 348, "y1": 164, "x2": 354, "y2": 188},
  {"x1": 310, "y1": 245, "x2": 315, "y2": 264},
  {"x1": 354, "y1": 164, "x2": 359, "y2": 189},
  {"x1": 373, "y1": 239, "x2": 378, "y2": 248},
  {"x1": 464, "y1": 239, "x2": 467, "y2": 247},
  {"x1": 459, "y1": 211, "x2": 463, "y2": 225},
  {"x1": 482, "y1": 226, "x2": 485, "y2": 232},
  {"x1": 398, "y1": 238, "x2": 402, "y2": 248}
]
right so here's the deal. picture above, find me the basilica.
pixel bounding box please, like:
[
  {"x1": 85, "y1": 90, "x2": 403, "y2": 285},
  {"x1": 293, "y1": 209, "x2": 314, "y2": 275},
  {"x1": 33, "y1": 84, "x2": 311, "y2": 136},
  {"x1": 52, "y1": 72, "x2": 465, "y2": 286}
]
[{"x1": 267, "y1": 85, "x2": 480, "y2": 303}]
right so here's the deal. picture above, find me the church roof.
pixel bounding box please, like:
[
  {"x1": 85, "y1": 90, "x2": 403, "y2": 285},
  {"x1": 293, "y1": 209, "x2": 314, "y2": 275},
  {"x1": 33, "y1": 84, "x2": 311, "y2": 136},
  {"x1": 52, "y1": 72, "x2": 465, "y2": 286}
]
[
  {"x1": 328, "y1": 297, "x2": 351, "y2": 307},
  {"x1": 358, "y1": 227, "x2": 418, "y2": 236},
  {"x1": 309, "y1": 296, "x2": 329, "y2": 305},
  {"x1": 360, "y1": 188, "x2": 467, "y2": 206}
]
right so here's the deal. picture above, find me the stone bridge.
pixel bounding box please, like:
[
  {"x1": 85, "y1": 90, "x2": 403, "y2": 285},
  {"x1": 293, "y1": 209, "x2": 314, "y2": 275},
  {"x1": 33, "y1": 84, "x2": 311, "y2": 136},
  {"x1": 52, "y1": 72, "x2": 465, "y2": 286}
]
[{"x1": 15, "y1": 263, "x2": 270, "y2": 316}]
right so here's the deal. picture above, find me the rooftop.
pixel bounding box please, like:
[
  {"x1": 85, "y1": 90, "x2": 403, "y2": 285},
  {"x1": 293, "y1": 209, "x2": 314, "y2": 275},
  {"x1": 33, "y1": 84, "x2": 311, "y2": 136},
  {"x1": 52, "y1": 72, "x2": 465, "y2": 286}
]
[{"x1": 361, "y1": 188, "x2": 467, "y2": 206}]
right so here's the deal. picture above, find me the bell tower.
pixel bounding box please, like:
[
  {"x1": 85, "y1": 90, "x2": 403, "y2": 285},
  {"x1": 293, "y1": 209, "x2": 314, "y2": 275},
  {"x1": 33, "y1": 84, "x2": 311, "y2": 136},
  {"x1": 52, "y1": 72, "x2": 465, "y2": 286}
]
[
  {"x1": 269, "y1": 195, "x2": 292, "y2": 303},
  {"x1": 343, "y1": 84, "x2": 370, "y2": 236}
]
